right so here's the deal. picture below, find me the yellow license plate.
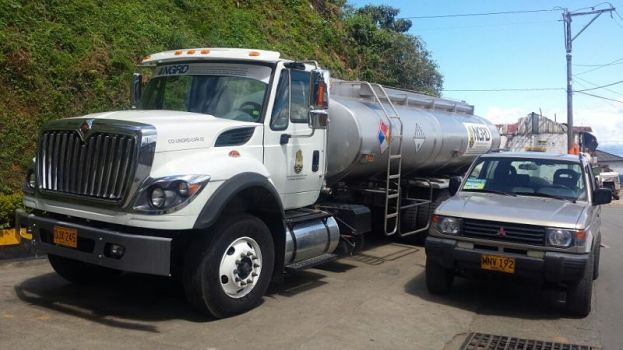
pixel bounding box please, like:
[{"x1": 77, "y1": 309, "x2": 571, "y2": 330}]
[
  {"x1": 53, "y1": 226, "x2": 78, "y2": 248},
  {"x1": 481, "y1": 254, "x2": 515, "y2": 274}
]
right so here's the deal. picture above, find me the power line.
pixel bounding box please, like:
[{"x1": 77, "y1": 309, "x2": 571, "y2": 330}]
[
  {"x1": 575, "y1": 58, "x2": 623, "y2": 67},
  {"x1": 575, "y1": 91, "x2": 623, "y2": 103},
  {"x1": 413, "y1": 20, "x2": 556, "y2": 32},
  {"x1": 575, "y1": 79, "x2": 623, "y2": 92},
  {"x1": 400, "y1": 8, "x2": 558, "y2": 20},
  {"x1": 574, "y1": 75, "x2": 623, "y2": 96},
  {"x1": 575, "y1": 57, "x2": 623, "y2": 75},
  {"x1": 441, "y1": 88, "x2": 563, "y2": 92}
]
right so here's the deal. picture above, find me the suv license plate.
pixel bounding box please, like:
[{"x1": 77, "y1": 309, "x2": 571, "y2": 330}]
[
  {"x1": 53, "y1": 226, "x2": 78, "y2": 249},
  {"x1": 481, "y1": 254, "x2": 515, "y2": 274}
]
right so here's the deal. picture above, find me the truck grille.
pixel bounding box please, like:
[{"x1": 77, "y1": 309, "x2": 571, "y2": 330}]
[
  {"x1": 38, "y1": 130, "x2": 138, "y2": 202},
  {"x1": 462, "y1": 219, "x2": 546, "y2": 245}
]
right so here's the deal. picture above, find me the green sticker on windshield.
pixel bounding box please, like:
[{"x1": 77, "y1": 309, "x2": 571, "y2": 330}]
[{"x1": 464, "y1": 178, "x2": 486, "y2": 190}]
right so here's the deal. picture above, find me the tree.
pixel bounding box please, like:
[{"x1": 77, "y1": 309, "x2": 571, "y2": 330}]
[{"x1": 345, "y1": 5, "x2": 443, "y2": 95}]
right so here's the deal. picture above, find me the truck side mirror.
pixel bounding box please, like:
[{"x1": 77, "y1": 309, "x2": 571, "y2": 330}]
[
  {"x1": 593, "y1": 188, "x2": 612, "y2": 206},
  {"x1": 131, "y1": 73, "x2": 143, "y2": 108},
  {"x1": 310, "y1": 69, "x2": 329, "y2": 110},
  {"x1": 449, "y1": 176, "x2": 463, "y2": 196},
  {"x1": 309, "y1": 111, "x2": 328, "y2": 130},
  {"x1": 308, "y1": 69, "x2": 330, "y2": 130}
]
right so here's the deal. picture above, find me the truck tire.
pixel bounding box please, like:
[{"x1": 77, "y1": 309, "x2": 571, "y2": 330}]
[
  {"x1": 183, "y1": 214, "x2": 274, "y2": 318},
  {"x1": 48, "y1": 254, "x2": 121, "y2": 285},
  {"x1": 565, "y1": 251, "x2": 594, "y2": 317},
  {"x1": 425, "y1": 257, "x2": 454, "y2": 295}
]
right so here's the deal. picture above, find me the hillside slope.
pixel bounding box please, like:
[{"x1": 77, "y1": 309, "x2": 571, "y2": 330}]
[{"x1": 0, "y1": 0, "x2": 442, "y2": 226}]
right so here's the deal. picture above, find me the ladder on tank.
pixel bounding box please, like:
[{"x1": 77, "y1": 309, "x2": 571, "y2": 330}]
[
  {"x1": 332, "y1": 81, "x2": 404, "y2": 236},
  {"x1": 332, "y1": 81, "x2": 436, "y2": 237}
]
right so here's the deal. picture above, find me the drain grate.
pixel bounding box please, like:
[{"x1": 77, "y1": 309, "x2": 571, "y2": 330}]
[{"x1": 460, "y1": 332, "x2": 599, "y2": 350}]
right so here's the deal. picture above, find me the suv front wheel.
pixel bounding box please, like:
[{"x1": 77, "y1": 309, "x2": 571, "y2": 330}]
[
  {"x1": 425, "y1": 258, "x2": 454, "y2": 294},
  {"x1": 565, "y1": 251, "x2": 594, "y2": 317}
]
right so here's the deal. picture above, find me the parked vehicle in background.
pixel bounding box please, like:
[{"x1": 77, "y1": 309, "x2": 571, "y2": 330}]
[
  {"x1": 425, "y1": 152, "x2": 611, "y2": 317},
  {"x1": 15, "y1": 48, "x2": 500, "y2": 317},
  {"x1": 598, "y1": 171, "x2": 620, "y2": 200}
]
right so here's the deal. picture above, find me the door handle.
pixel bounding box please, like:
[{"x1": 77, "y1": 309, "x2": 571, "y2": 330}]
[{"x1": 312, "y1": 150, "x2": 319, "y2": 172}]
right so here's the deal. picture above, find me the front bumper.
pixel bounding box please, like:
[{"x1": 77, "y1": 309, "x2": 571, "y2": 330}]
[
  {"x1": 16, "y1": 209, "x2": 171, "y2": 276},
  {"x1": 425, "y1": 236, "x2": 588, "y2": 283}
]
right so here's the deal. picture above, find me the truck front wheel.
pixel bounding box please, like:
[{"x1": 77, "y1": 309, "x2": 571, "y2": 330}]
[
  {"x1": 183, "y1": 214, "x2": 275, "y2": 318},
  {"x1": 48, "y1": 254, "x2": 121, "y2": 285}
]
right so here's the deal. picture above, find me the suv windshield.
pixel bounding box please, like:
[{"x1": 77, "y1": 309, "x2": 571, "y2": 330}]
[
  {"x1": 138, "y1": 63, "x2": 271, "y2": 122},
  {"x1": 463, "y1": 157, "x2": 587, "y2": 201}
]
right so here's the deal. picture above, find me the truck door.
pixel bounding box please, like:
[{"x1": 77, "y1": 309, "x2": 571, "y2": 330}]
[{"x1": 264, "y1": 67, "x2": 326, "y2": 209}]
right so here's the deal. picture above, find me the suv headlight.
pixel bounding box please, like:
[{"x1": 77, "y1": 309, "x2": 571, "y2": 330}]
[
  {"x1": 432, "y1": 215, "x2": 462, "y2": 235},
  {"x1": 133, "y1": 175, "x2": 210, "y2": 214},
  {"x1": 545, "y1": 228, "x2": 584, "y2": 248}
]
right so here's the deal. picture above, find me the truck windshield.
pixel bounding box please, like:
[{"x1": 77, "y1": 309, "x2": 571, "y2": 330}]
[
  {"x1": 138, "y1": 63, "x2": 271, "y2": 123},
  {"x1": 463, "y1": 157, "x2": 588, "y2": 201}
]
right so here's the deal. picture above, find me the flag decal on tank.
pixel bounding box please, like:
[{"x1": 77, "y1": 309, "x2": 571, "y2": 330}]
[{"x1": 378, "y1": 120, "x2": 390, "y2": 154}]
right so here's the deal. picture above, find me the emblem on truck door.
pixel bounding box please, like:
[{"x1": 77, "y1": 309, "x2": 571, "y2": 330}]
[
  {"x1": 294, "y1": 150, "x2": 303, "y2": 174},
  {"x1": 78, "y1": 119, "x2": 94, "y2": 142}
]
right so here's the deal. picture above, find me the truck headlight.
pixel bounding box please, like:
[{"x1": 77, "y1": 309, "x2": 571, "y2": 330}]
[
  {"x1": 134, "y1": 175, "x2": 210, "y2": 213},
  {"x1": 27, "y1": 170, "x2": 37, "y2": 189},
  {"x1": 432, "y1": 215, "x2": 462, "y2": 235},
  {"x1": 546, "y1": 228, "x2": 574, "y2": 248}
]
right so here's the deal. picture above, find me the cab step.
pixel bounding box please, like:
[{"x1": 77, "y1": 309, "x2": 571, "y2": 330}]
[{"x1": 285, "y1": 253, "x2": 338, "y2": 271}]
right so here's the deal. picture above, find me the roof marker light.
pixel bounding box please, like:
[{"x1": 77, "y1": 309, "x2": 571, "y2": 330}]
[
  {"x1": 200, "y1": 49, "x2": 210, "y2": 54},
  {"x1": 187, "y1": 49, "x2": 196, "y2": 55},
  {"x1": 249, "y1": 51, "x2": 260, "y2": 57},
  {"x1": 174, "y1": 50, "x2": 183, "y2": 55},
  {"x1": 143, "y1": 55, "x2": 151, "y2": 61}
]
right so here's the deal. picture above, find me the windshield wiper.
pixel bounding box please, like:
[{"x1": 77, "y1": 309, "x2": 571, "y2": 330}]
[
  {"x1": 513, "y1": 191, "x2": 576, "y2": 203},
  {"x1": 463, "y1": 189, "x2": 516, "y2": 197}
]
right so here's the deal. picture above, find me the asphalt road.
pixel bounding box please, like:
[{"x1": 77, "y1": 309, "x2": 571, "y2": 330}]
[{"x1": 0, "y1": 203, "x2": 621, "y2": 349}]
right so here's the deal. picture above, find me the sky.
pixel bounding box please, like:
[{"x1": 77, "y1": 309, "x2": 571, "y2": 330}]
[{"x1": 349, "y1": 0, "x2": 623, "y2": 148}]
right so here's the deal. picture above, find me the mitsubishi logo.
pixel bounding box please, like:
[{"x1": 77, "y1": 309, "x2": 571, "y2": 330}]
[
  {"x1": 77, "y1": 119, "x2": 94, "y2": 142},
  {"x1": 497, "y1": 226, "x2": 507, "y2": 237}
]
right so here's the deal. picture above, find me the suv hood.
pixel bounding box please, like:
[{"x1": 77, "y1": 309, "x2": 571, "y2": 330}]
[
  {"x1": 69, "y1": 110, "x2": 259, "y2": 152},
  {"x1": 437, "y1": 192, "x2": 586, "y2": 229}
]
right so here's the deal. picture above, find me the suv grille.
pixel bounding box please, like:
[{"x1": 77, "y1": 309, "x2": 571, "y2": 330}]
[
  {"x1": 38, "y1": 130, "x2": 138, "y2": 202},
  {"x1": 462, "y1": 219, "x2": 546, "y2": 245}
]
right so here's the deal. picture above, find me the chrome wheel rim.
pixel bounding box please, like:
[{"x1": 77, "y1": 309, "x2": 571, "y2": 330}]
[{"x1": 218, "y1": 236, "x2": 262, "y2": 298}]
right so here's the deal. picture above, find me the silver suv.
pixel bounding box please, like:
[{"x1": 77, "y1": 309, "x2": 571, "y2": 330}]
[{"x1": 425, "y1": 152, "x2": 611, "y2": 317}]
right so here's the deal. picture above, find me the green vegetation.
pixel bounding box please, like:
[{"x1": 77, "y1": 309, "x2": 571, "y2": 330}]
[{"x1": 0, "y1": 0, "x2": 442, "y2": 225}]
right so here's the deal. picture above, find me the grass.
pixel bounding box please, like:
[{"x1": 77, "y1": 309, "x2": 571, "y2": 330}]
[{"x1": 0, "y1": 0, "x2": 442, "y2": 225}]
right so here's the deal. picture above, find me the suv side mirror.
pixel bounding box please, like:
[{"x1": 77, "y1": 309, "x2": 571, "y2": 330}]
[
  {"x1": 131, "y1": 73, "x2": 143, "y2": 108},
  {"x1": 593, "y1": 188, "x2": 612, "y2": 206},
  {"x1": 449, "y1": 176, "x2": 463, "y2": 196}
]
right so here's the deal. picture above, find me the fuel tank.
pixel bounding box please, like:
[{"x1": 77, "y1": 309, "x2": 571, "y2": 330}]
[{"x1": 326, "y1": 82, "x2": 500, "y2": 185}]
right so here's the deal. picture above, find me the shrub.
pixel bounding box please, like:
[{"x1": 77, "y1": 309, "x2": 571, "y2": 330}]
[{"x1": 0, "y1": 193, "x2": 23, "y2": 229}]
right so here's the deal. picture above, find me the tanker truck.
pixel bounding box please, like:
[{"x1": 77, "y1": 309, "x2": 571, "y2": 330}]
[{"x1": 16, "y1": 48, "x2": 500, "y2": 317}]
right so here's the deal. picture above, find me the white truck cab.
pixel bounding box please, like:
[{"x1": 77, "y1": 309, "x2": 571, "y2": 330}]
[{"x1": 19, "y1": 48, "x2": 333, "y2": 317}]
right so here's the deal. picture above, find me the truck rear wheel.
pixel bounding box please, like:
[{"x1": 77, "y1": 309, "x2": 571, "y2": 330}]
[
  {"x1": 48, "y1": 254, "x2": 121, "y2": 285},
  {"x1": 183, "y1": 214, "x2": 274, "y2": 318},
  {"x1": 425, "y1": 257, "x2": 454, "y2": 294},
  {"x1": 565, "y1": 251, "x2": 594, "y2": 317}
]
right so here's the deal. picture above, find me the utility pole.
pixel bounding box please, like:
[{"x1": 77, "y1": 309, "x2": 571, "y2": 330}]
[{"x1": 562, "y1": 6, "x2": 615, "y2": 153}]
